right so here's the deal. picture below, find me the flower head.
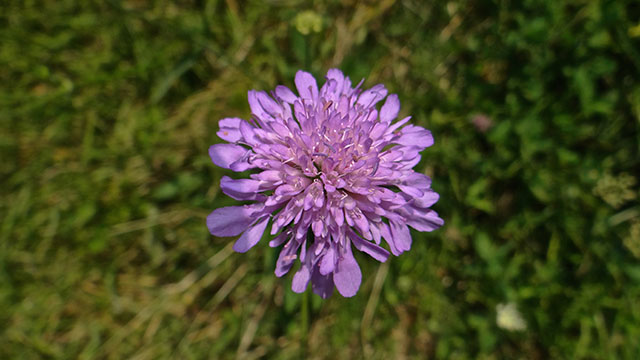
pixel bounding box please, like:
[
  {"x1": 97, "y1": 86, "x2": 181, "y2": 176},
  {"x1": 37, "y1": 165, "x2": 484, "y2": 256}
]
[{"x1": 207, "y1": 69, "x2": 443, "y2": 298}]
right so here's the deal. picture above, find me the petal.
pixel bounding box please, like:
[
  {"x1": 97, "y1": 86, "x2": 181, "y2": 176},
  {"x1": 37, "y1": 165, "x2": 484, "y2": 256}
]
[
  {"x1": 387, "y1": 116, "x2": 412, "y2": 134},
  {"x1": 233, "y1": 216, "x2": 270, "y2": 253},
  {"x1": 370, "y1": 223, "x2": 381, "y2": 244},
  {"x1": 333, "y1": 244, "x2": 362, "y2": 297},
  {"x1": 209, "y1": 144, "x2": 248, "y2": 169},
  {"x1": 220, "y1": 176, "x2": 263, "y2": 201},
  {"x1": 395, "y1": 125, "x2": 434, "y2": 148},
  {"x1": 275, "y1": 184, "x2": 303, "y2": 197},
  {"x1": 325, "y1": 68, "x2": 345, "y2": 95},
  {"x1": 399, "y1": 153, "x2": 421, "y2": 170},
  {"x1": 348, "y1": 230, "x2": 390, "y2": 262},
  {"x1": 319, "y1": 245, "x2": 336, "y2": 275},
  {"x1": 357, "y1": 84, "x2": 388, "y2": 108},
  {"x1": 379, "y1": 148, "x2": 404, "y2": 162},
  {"x1": 320, "y1": 78, "x2": 337, "y2": 99},
  {"x1": 256, "y1": 170, "x2": 284, "y2": 183},
  {"x1": 275, "y1": 85, "x2": 298, "y2": 103},
  {"x1": 207, "y1": 206, "x2": 254, "y2": 237},
  {"x1": 332, "y1": 207, "x2": 344, "y2": 227},
  {"x1": 295, "y1": 70, "x2": 319, "y2": 100},
  {"x1": 256, "y1": 91, "x2": 281, "y2": 117},
  {"x1": 239, "y1": 120, "x2": 259, "y2": 146},
  {"x1": 342, "y1": 75, "x2": 353, "y2": 95},
  {"x1": 275, "y1": 238, "x2": 300, "y2": 277},
  {"x1": 406, "y1": 209, "x2": 444, "y2": 232},
  {"x1": 299, "y1": 239, "x2": 308, "y2": 262},
  {"x1": 379, "y1": 94, "x2": 400, "y2": 123},
  {"x1": 351, "y1": 209, "x2": 370, "y2": 234},
  {"x1": 370, "y1": 122, "x2": 388, "y2": 140},
  {"x1": 229, "y1": 158, "x2": 256, "y2": 172},
  {"x1": 400, "y1": 147, "x2": 422, "y2": 162},
  {"x1": 217, "y1": 117, "x2": 244, "y2": 142},
  {"x1": 269, "y1": 121, "x2": 292, "y2": 138},
  {"x1": 269, "y1": 231, "x2": 289, "y2": 248},
  {"x1": 311, "y1": 267, "x2": 334, "y2": 299},
  {"x1": 312, "y1": 219, "x2": 324, "y2": 237},
  {"x1": 248, "y1": 90, "x2": 273, "y2": 122},
  {"x1": 378, "y1": 222, "x2": 402, "y2": 256},
  {"x1": 412, "y1": 190, "x2": 440, "y2": 208},
  {"x1": 390, "y1": 221, "x2": 412, "y2": 252},
  {"x1": 292, "y1": 263, "x2": 311, "y2": 293},
  {"x1": 397, "y1": 184, "x2": 424, "y2": 198},
  {"x1": 403, "y1": 172, "x2": 431, "y2": 189}
]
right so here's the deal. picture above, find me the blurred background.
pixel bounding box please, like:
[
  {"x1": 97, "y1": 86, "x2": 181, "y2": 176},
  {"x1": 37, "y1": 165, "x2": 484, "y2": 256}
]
[{"x1": 1, "y1": 0, "x2": 639, "y2": 358}]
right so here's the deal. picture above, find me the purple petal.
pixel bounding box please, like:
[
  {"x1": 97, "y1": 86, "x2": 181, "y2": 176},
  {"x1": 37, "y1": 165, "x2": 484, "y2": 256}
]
[
  {"x1": 399, "y1": 154, "x2": 422, "y2": 170},
  {"x1": 248, "y1": 90, "x2": 273, "y2": 121},
  {"x1": 275, "y1": 85, "x2": 298, "y2": 103},
  {"x1": 356, "y1": 84, "x2": 388, "y2": 108},
  {"x1": 370, "y1": 223, "x2": 381, "y2": 244},
  {"x1": 377, "y1": 222, "x2": 402, "y2": 256},
  {"x1": 406, "y1": 209, "x2": 444, "y2": 232},
  {"x1": 275, "y1": 238, "x2": 300, "y2": 277},
  {"x1": 395, "y1": 125, "x2": 434, "y2": 148},
  {"x1": 380, "y1": 94, "x2": 400, "y2": 123},
  {"x1": 319, "y1": 245, "x2": 336, "y2": 275},
  {"x1": 370, "y1": 122, "x2": 388, "y2": 140},
  {"x1": 207, "y1": 206, "x2": 254, "y2": 237},
  {"x1": 312, "y1": 219, "x2": 324, "y2": 237},
  {"x1": 299, "y1": 239, "x2": 307, "y2": 262},
  {"x1": 397, "y1": 184, "x2": 424, "y2": 198},
  {"x1": 217, "y1": 117, "x2": 244, "y2": 142},
  {"x1": 256, "y1": 170, "x2": 284, "y2": 183},
  {"x1": 255, "y1": 91, "x2": 282, "y2": 117},
  {"x1": 311, "y1": 267, "x2": 334, "y2": 299},
  {"x1": 342, "y1": 76, "x2": 353, "y2": 95},
  {"x1": 412, "y1": 190, "x2": 440, "y2": 208},
  {"x1": 233, "y1": 216, "x2": 270, "y2": 253},
  {"x1": 387, "y1": 116, "x2": 412, "y2": 133},
  {"x1": 292, "y1": 263, "x2": 311, "y2": 293},
  {"x1": 209, "y1": 144, "x2": 248, "y2": 169},
  {"x1": 320, "y1": 78, "x2": 337, "y2": 99},
  {"x1": 348, "y1": 230, "x2": 390, "y2": 262},
  {"x1": 379, "y1": 148, "x2": 404, "y2": 163},
  {"x1": 239, "y1": 120, "x2": 259, "y2": 146},
  {"x1": 229, "y1": 159, "x2": 256, "y2": 172},
  {"x1": 325, "y1": 68, "x2": 345, "y2": 95},
  {"x1": 390, "y1": 221, "x2": 412, "y2": 253},
  {"x1": 220, "y1": 176, "x2": 263, "y2": 201},
  {"x1": 332, "y1": 207, "x2": 344, "y2": 227},
  {"x1": 400, "y1": 147, "x2": 422, "y2": 162},
  {"x1": 333, "y1": 244, "x2": 362, "y2": 297},
  {"x1": 353, "y1": 210, "x2": 370, "y2": 234},
  {"x1": 295, "y1": 70, "x2": 318, "y2": 100},
  {"x1": 275, "y1": 184, "x2": 303, "y2": 197},
  {"x1": 269, "y1": 121, "x2": 292, "y2": 138},
  {"x1": 269, "y1": 231, "x2": 289, "y2": 248},
  {"x1": 403, "y1": 172, "x2": 431, "y2": 189}
]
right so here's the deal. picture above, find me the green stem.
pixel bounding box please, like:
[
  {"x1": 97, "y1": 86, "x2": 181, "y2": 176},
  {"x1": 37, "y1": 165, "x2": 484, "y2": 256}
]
[
  {"x1": 304, "y1": 34, "x2": 310, "y2": 70},
  {"x1": 301, "y1": 289, "x2": 309, "y2": 355}
]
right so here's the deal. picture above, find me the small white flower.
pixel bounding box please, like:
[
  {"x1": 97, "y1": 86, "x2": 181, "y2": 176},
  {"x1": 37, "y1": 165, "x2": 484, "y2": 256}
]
[{"x1": 496, "y1": 302, "x2": 527, "y2": 331}]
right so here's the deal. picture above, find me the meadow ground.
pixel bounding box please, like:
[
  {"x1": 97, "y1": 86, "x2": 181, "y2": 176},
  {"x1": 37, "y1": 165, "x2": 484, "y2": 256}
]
[{"x1": 1, "y1": 1, "x2": 640, "y2": 358}]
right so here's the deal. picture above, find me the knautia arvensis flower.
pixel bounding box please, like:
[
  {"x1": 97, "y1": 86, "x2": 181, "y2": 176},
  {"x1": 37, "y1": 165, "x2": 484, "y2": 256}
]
[{"x1": 207, "y1": 69, "x2": 443, "y2": 298}]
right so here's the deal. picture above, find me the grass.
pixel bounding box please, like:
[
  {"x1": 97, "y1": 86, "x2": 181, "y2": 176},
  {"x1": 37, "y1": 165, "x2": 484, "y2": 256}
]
[{"x1": 1, "y1": 0, "x2": 640, "y2": 358}]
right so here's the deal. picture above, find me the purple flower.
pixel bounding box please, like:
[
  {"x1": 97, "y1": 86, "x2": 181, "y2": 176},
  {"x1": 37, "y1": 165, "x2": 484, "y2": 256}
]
[{"x1": 207, "y1": 69, "x2": 443, "y2": 298}]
